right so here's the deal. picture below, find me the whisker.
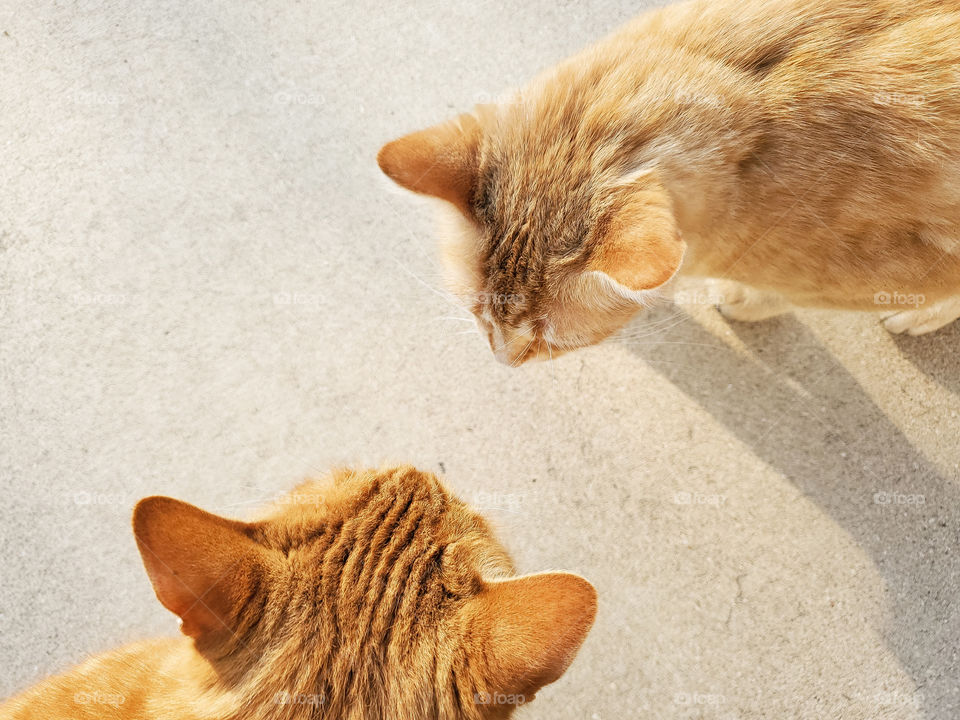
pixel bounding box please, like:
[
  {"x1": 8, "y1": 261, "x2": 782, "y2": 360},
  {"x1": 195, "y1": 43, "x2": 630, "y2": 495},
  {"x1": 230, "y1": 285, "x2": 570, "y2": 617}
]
[
  {"x1": 502, "y1": 331, "x2": 537, "y2": 349},
  {"x1": 545, "y1": 339, "x2": 559, "y2": 386},
  {"x1": 606, "y1": 340, "x2": 728, "y2": 350},
  {"x1": 393, "y1": 259, "x2": 462, "y2": 310},
  {"x1": 614, "y1": 314, "x2": 691, "y2": 342},
  {"x1": 622, "y1": 310, "x2": 690, "y2": 333},
  {"x1": 510, "y1": 336, "x2": 536, "y2": 367}
]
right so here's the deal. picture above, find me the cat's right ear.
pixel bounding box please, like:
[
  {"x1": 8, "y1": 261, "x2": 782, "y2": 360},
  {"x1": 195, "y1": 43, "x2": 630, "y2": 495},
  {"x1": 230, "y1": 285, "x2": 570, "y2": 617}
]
[
  {"x1": 468, "y1": 572, "x2": 597, "y2": 701},
  {"x1": 133, "y1": 496, "x2": 271, "y2": 639},
  {"x1": 588, "y1": 172, "x2": 686, "y2": 301},
  {"x1": 377, "y1": 114, "x2": 482, "y2": 215}
]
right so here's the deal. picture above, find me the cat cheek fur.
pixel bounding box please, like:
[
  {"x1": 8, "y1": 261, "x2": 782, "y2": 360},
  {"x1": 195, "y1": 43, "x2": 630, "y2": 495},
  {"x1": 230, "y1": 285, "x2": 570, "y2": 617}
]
[
  {"x1": 546, "y1": 273, "x2": 650, "y2": 349},
  {"x1": 436, "y1": 205, "x2": 487, "y2": 302}
]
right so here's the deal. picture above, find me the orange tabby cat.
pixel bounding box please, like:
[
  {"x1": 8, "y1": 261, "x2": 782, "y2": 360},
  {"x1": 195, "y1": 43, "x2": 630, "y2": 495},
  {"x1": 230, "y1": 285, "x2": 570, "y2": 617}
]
[
  {"x1": 0, "y1": 467, "x2": 596, "y2": 720},
  {"x1": 379, "y1": 0, "x2": 960, "y2": 365}
]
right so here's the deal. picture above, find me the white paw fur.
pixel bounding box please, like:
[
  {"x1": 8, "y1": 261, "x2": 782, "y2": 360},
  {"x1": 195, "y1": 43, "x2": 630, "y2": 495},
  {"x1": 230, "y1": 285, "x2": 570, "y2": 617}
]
[
  {"x1": 709, "y1": 280, "x2": 791, "y2": 323},
  {"x1": 882, "y1": 296, "x2": 960, "y2": 335}
]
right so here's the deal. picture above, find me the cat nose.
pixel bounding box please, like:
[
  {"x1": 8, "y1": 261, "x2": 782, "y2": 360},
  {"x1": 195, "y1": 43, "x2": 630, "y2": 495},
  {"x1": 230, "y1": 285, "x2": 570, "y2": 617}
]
[
  {"x1": 493, "y1": 337, "x2": 534, "y2": 366},
  {"x1": 491, "y1": 337, "x2": 518, "y2": 365},
  {"x1": 493, "y1": 347, "x2": 519, "y2": 366}
]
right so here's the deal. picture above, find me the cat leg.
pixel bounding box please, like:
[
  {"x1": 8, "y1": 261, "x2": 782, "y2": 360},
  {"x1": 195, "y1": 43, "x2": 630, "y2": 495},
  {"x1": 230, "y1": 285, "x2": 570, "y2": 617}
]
[
  {"x1": 709, "y1": 279, "x2": 792, "y2": 322},
  {"x1": 882, "y1": 296, "x2": 960, "y2": 335}
]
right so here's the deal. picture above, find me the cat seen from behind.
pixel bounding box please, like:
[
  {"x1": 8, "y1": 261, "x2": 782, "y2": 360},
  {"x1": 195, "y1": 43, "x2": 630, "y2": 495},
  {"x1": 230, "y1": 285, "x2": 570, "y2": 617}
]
[{"x1": 0, "y1": 466, "x2": 596, "y2": 720}]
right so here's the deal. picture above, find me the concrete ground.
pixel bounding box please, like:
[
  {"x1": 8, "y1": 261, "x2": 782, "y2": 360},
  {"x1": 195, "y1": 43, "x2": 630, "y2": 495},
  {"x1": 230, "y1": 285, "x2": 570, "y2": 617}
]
[{"x1": 1, "y1": 1, "x2": 958, "y2": 718}]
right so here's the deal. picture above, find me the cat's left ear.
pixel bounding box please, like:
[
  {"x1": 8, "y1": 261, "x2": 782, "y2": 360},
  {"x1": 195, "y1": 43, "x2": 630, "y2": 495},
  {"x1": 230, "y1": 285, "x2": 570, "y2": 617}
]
[
  {"x1": 133, "y1": 496, "x2": 272, "y2": 639},
  {"x1": 588, "y1": 173, "x2": 686, "y2": 301},
  {"x1": 377, "y1": 113, "x2": 482, "y2": 215}
]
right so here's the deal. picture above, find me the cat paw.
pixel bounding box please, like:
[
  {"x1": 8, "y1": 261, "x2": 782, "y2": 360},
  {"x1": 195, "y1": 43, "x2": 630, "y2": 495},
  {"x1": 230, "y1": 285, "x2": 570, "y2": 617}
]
[
  {"x1": 882, "y1": 297, "x2": 960, "y2": 335},
  {"x1": 714, "y1": 282, "x2": 791, "y2": 323}
]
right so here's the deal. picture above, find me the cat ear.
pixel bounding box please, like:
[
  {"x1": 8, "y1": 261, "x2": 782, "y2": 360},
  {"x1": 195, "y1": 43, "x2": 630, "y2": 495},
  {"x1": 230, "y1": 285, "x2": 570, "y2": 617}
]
[
  {"x1": 377, "y1": 113, "x2": 482, "y2": 215},
  {"x1": 133, "y1": 496, "x2": 269, "y2": 639},
  {"x1": 588, "y1": 174, "x2": 686, "y2": 300},
  {"x1": 470, "y1": 572, "x2": 597, "y2": 699}
]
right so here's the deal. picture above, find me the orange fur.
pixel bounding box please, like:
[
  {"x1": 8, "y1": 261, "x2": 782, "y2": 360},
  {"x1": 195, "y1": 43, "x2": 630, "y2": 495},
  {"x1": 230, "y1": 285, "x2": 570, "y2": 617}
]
[
  {"x1": 0, "y1": 467, "x2": 596, "y2": 720},
  {"x1": 379, "y1": 0, "x2": 960, "y2": 363}
]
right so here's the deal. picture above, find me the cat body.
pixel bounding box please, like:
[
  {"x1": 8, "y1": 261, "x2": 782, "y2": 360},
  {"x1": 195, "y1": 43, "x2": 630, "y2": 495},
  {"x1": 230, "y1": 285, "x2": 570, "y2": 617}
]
[
  {"x1": 380, "y1": 0, "x2": 960, "y2": 364},
  {"x1": 0, "y1": 467, "x2": 596, "y2": 720},
  {"x1": 0, "y1": 638, "x2": 200, "y2": 720}
]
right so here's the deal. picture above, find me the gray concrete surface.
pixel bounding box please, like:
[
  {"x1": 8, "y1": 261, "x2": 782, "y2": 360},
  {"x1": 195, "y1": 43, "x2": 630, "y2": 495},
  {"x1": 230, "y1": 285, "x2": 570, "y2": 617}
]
[{"x1": 1, "y1": 1, "x2": 959, "y2": 718}]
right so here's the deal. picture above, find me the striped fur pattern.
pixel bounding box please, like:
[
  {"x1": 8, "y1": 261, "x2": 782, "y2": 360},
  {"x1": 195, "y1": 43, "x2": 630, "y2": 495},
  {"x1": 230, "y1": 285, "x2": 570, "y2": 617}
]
[
  {"x1": 0, "y1": 467, "x2": 596, "y2": 720},
  {"x1": 379, "y1": 0, "x2": 960, "y2": 365}
]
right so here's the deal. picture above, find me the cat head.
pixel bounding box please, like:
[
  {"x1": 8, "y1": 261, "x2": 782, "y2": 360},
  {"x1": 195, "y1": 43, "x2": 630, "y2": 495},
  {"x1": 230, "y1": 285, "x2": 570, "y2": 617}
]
[
  {"x1": 133, "y1": 466, "x2": 596, "y2": 719},
  {"x1": 378, "y1": 103, "x2": 685, "y2": 366}
]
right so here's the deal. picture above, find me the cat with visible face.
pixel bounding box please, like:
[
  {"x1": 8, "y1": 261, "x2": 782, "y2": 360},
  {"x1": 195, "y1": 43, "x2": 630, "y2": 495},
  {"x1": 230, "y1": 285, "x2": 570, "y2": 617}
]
[
  {"x1": 379, "y1": 0, "x2": 960, "y2": 365},
  {"x1": 0, "y1": 467, "x2": 596, "y2": 720}
]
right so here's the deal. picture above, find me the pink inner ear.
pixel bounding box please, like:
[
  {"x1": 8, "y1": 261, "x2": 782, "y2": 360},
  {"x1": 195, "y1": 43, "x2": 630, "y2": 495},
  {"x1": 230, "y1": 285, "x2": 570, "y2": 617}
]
[
  {"x1": 589, "y1": 181, "x2": 686, "y2": 292},
  {"x1": 150, "y1": 571, "x2": 227, "y2": 638},
  {"x1": 133, "y1": 496, "x2": 266, "y2": 639}
]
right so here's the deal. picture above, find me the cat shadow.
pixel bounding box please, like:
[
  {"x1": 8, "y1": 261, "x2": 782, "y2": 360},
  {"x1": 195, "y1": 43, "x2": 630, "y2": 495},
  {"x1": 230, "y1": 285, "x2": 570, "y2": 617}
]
[
  {"x1": 892, "y1": 320, "x2": 960, "y2": 396},
  {"x1": 620, "y1": 309, "x2": 959, "y2": 719}
]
